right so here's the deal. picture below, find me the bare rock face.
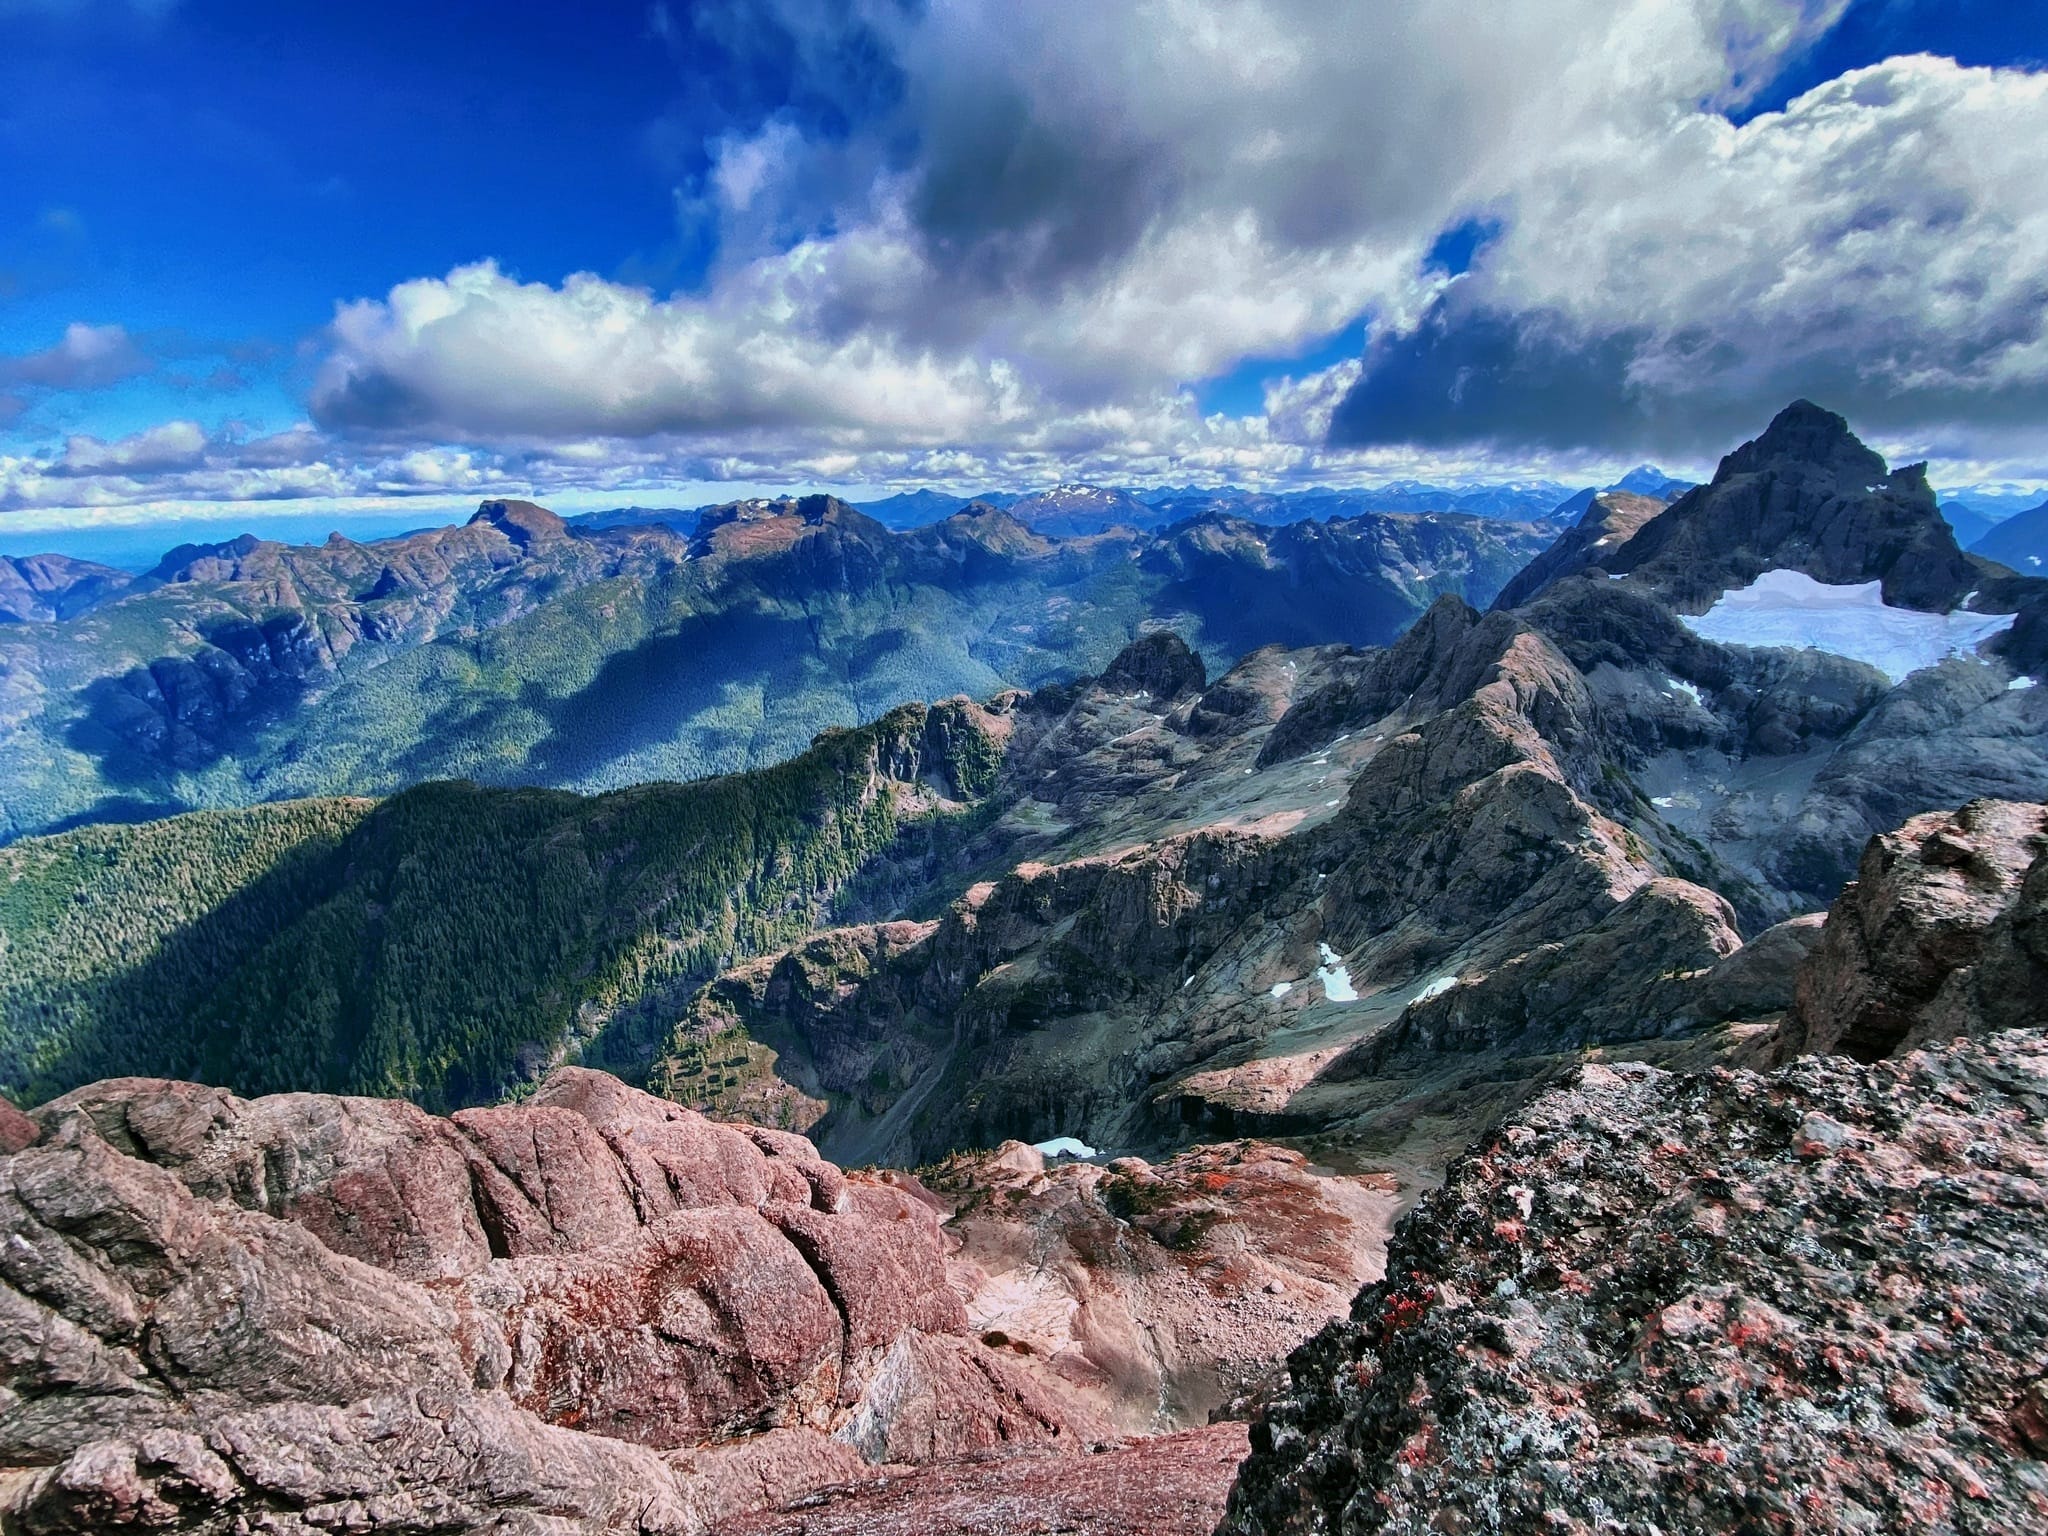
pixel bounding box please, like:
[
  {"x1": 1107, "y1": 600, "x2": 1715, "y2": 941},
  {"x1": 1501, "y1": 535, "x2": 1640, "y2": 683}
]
[
  {"x1": 0, "y1": 1068, "x2": 1093, "y2": 1533},
  {"x1": 1489, "y1": 490, "x2": 1670, "y2": 611},
  {"x1": 1786, "y1": 799, "x2": 2048, "y2": 1060},
  {"x1": 1329, "y1": 877, "x2": 1741, "y2": 1077},
  {"x1": 711, "y1": 1422, "x2": 1251, "y2": 1536},
  {"x1": 920, "y1": 1141, "x2": 1401, "y2": 1433},
  {"x1": 1097, "y1": 630, "x2": 1206, "y2": 703},
  {"x1": 1602, "y1": 399, "x2": 1982, "y2": 615},
  {"x1": 1221, "y1": 1032, "x2": 2048, "y2": 1536}
]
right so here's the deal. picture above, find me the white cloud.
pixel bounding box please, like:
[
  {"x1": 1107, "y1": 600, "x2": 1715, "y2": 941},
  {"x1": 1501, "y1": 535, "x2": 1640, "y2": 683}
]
[
  {"x1": 310, "y1": 2, "x2": 1859, "y2": 449},
  {"x1": 312, "y1": 257, "x2": 1032, "y2": 443},
  {"x1": 19, "y1": 1, "x2": 2048, "y2": 520},
  {"x1": 57, "y1": 419, "x2": 206, "y2": 473},
  {"x1": 0, "y1": 322, "x2": 151, "y2": 391},
  {"x1": 1335, "y1": 54, "x2": 2048, "y2": 458}
]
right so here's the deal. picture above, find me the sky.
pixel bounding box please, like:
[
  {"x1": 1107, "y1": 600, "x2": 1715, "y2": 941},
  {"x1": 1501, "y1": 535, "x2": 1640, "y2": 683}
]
[{"x1": 3, "y1": 0, "x2": 2047, "y2": 541}]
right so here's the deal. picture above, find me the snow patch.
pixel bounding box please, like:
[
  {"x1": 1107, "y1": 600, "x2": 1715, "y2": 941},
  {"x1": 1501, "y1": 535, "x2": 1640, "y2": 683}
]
[
  {"x1": 2012, "y1": 676, "x2": 2039, "y2": 691},
  {"x1": 1680, "y1": 569, "x2": 2017, "y2": 685},
  {"x1": 1314, "y1": 943, "x2": 1359, "y2": 1003},
  {"x1": 1269, "y1": 981, "x2": 1294, "y2": 999},
  {"x1": 1664, "y1": 677, "x2": 1704, "y2": 708},
  {"x1": 1651, "y1": 796, "x2": 1677, "y2": 808},
  {"x1": 1413, "y1": 975, "x2": 1458, "y2": 1004},
  {"x1": 1033, "y1": 1137, "x2": 1097, "y2": 1160}
]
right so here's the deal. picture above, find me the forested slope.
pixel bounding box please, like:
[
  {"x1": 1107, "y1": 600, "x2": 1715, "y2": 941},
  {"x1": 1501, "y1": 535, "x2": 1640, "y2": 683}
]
[{"x1": 0, "y1": 698, "x2": 1002, "y2": 1111}]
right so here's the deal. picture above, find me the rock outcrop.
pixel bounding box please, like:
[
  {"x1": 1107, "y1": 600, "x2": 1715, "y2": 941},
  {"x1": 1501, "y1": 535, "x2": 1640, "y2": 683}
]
[
  {"x1": 920, "y1": 1139, "x2": 1401, "y2": 1432},
  {"x1": 1785, "y1": 798, "x2": 2048, "y2": 1060},
  {"x1": 0, "y1": 1069, "x2": 1096, "y2": 1533},
  {"x1": 1221, "y1": 1032, "x2": 2048, "y2": 1536},
  {"x1": 1097, "y1": 629, "x2": 1207, "y2": 702},
  {"x1": 711, "y1": 1422, "x2": 1251, "y2": 1535},
  {"x1": 1599, "y1": 399, "x2": 1985, "y2": 615},
  {"x1": 1489, "y1": 489, "x2": 1668, "y2": 611}
]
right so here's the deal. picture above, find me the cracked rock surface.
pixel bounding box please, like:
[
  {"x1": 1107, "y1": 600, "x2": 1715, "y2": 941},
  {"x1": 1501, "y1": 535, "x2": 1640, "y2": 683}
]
[
  {"x1": 1220, "y1": 1033, "x2": 2048, "y2": 1535},
  {"x1": 0, "y1": 1068, "x2": 1093, "y2": 1533}
]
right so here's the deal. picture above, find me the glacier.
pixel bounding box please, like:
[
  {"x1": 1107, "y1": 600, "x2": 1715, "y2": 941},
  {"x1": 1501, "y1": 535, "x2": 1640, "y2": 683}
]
[{"x1": 1680, "y1": 569, "x2": 2017, "y2": 685}]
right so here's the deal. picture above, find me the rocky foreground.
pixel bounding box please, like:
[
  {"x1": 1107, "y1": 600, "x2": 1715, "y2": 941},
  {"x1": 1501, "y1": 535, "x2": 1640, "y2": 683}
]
[
  {"x1": 0, "y1": 802, "x2": 2040, "y2": 1534},
  {"x1": 0, "y1": 1066, "x2": 1385, "y2": 1533},
  {"x1": 1221, "y1": 1034, "x2": 2048, "y2": 1535},
  {"x1": 1222, "y1": 795, "x2": 2048, "y2": 1535}
]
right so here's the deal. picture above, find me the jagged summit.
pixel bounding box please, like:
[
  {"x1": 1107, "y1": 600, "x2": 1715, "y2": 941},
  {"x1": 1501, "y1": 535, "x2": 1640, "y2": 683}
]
[
  {"x1": 1498, "y1": 401, "x2": 1994, "y2": 617},
  {"x1": 145, "y1": 531, "x2": 270, "y2": 583},
  {"x1": 1099, "y1": 629, "x2": 1206, "y2": 701},
  {"x1": 1610, "y1": 400, "x2": 1973, "y2": 612},
  {"x1": 469, "y1": 497, "x2": 567, "y2": 547},
  {"x1": 1714, "y1": 397, "x2": 1888, "y2": 486}
]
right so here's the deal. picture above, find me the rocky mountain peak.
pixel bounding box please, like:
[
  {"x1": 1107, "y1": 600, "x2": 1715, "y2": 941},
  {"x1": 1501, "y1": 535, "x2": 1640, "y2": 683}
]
[
  {"x1": 1714, "y1": 397, "x2": 1889, "y2": 487},
  {"x1": 1592, "y1": 400, "x2": 1978, "y2": 613},
  {"x1": 144, "y1": 531, "x2": 269, "y2": 583},
  {"x1": 1099, "y1": 629, "x2": 1207, "y2": 701},
  {"x1": 0, "y1": 553, "x2": 132, "y2": 622},
  {"x1": 794, "y1": 492, "x2": 868, "y2": 525},
  {"x1": 1490, "y1": 488, "x2": 1668, "y2": 610},
  {"x1": 469, "y1": 497, "x2": 568, "y2": 547}
]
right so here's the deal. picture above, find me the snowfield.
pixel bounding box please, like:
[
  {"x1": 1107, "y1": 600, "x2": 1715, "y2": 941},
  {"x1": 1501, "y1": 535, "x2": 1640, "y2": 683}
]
[
  {"x1": 1315, "y1": 943, "x2": 1359, "y2": 1003},
  {"x1": 1032, "y1": 1136, "x2": 1097, "y2": 1159},
  {"x1": 1680, "y1": 569, "x2": 2017, "y2": 684}
]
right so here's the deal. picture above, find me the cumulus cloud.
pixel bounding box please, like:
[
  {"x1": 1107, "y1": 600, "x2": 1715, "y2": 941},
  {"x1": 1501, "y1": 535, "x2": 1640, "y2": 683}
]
[
  {"x1": 19, "y1": 0, "x2": 2048, "y2": 521},
  {"x1": 1, "y1": 422, "x2": 438, "y2": 515},
  {"x1": 0, "y1": 322, "x2": 151, "y2": 392},
  {"x1": 1332, "y1": 55, "x2": 2048, "y2": 460},
  {"x1": 312, "y1": 255, "x2": 1032, "y2": 443},
  {"x1": 311, "y1": 1, "x2": 1860, "y2": 449}
]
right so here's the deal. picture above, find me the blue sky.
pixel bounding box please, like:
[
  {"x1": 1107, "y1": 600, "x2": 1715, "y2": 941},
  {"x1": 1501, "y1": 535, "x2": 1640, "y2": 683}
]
[{"x1": 4, "y1": 0, "x2": 2048, "y2": 540}]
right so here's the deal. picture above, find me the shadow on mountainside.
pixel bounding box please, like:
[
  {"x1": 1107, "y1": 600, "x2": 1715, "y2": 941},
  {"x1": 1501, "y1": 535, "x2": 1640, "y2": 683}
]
[{"x1": 12, "y1": 827, "x2": 354, "y2": 1105}]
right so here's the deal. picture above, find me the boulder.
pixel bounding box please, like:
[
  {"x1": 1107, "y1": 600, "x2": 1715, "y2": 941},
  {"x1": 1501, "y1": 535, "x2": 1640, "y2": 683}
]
[{"x1": 1785, "y1": 799, "x2": 2048, "y2": 1059}]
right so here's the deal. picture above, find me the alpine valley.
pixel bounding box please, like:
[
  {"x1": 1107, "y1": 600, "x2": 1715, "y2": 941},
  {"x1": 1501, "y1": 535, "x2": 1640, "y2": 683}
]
[{"x1": 3, "y1": 404, "x2": 2047, "y2": 1535}]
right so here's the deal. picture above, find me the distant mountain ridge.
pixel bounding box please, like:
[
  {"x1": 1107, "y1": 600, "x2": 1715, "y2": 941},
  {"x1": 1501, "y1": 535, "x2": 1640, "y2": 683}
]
[
  {"x1": 1971, "y1": 496, "x2": 2048, "y2": 574},
  {"x1": 0, "y1": 491, "x2": 1555, "y2": 842}
]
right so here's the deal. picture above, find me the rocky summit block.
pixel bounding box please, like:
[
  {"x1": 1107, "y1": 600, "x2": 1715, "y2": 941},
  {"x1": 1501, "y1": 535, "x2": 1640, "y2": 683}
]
[
  {"x1": 1786, "y1": 798, "x2": 2048, "y2": 1061},
  {"x1": 1220, "y1": 1032, "x2": 2048, "y2": 1536},
  {"x1": 0, "y1": 1068, "x2": 1095, "y2": 1534}
]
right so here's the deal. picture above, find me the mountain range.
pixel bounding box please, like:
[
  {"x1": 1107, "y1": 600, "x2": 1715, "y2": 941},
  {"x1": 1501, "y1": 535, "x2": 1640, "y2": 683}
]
[
  {"x1": 0, "y1": 495, "x2": 1556, "y2": 842},
  {"x1": 1, "y1": 402, "x2": 2045, "y2": 1533},
  {"x1": 5, "y1": 402, "x2": 2042, "y2": 1134}
]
